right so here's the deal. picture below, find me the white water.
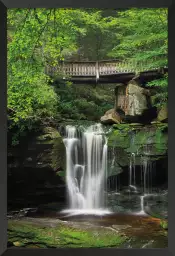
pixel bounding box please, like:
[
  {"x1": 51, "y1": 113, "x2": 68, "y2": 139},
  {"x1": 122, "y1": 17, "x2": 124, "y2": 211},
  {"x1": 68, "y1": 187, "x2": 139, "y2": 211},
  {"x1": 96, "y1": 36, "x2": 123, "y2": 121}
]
[
  {"x1": 129, "y1": 153, "x2": 136, "y2": 187},
  {"x1": 134, "y1": 195, "x2": 146, "y2": 215},
  {"x1": 62, "y1": 123, "x2": 111, "y2": 215},
  {"x1": 141, "y1": 145, "x2": 153, "y2": 195},
  {"x1": 134, "y1": 153, "x2": 154, "y2": 215}
]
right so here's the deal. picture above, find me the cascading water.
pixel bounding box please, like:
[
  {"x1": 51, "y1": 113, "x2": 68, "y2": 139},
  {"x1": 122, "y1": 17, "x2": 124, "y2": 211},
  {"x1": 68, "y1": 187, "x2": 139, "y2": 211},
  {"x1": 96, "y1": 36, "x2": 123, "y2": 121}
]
[
  {"x1": 129, "y1": 153, "x2": 137, "y2": 190},
  {"x1": 109, "y1": 147, "x2": 120, "y2": 194},
  {"x1": 60, "y1": 124, "x2": 162, "y2": 217},
  {"x1": 62, "y1": 123, "x2": 110, "y2": 215},
  {"x1": 133, "y1": 145, "x2": 154, "y2": 215}
]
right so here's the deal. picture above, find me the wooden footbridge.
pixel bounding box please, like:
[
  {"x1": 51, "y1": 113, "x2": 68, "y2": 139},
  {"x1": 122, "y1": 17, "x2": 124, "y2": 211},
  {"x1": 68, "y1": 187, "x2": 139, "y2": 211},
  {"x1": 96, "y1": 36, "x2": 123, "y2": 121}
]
[{"x1": 45, "y1": 59, "x2": 168, "y2": 84}]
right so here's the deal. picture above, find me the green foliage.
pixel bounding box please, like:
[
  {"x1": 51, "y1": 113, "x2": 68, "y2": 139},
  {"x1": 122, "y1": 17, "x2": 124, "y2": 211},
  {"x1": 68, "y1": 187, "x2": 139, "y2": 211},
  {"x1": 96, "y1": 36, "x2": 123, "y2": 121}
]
[
  {"x1": 70, "y1": 10, "x2": 119, "y2": 61},
  {"x1": 160, "y1": 220, "x2": 168, "y2": 230},
  {"x1": 56, "y1": 83, "x2": 115, "y2": 121},
  {"x1": 7, "y1": 8, "x2": 168, "y2": 144},
  {"x1": 148, "y1": 73, "x2": 168, "y2": 106},
  {"x1": 8, "y1": 8, "x2": 117, "y2": 144},
  {"x1": 108, "y1": 8, "x2": 167, "y2": 67},
  {"x1": 107, "y1": 8, "x2": 168, "y2": 106}
]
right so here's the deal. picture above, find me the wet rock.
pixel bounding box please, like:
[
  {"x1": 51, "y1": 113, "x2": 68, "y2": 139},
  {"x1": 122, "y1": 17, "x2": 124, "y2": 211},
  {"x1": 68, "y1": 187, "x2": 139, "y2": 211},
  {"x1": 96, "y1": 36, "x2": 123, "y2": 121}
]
[
  {"x1": 151, "y1": 121, "x2": 161, "y2": 125},
  {"x1": 26, "y1": 157, "x2": 33, "y2": 162},
  {"x1": 144, "y1": 203, "x2": 168, "y2": 220},
  {"x1": 112, "y1": 224, "x2": 131, "y2": 230},
  {"x1": 129, "y1": 123, "x2": 144, "y2": 127},
  {"x1": 143, "y1": 191, "x2": 168, "y2": 220},
  {"x1": 142, "y1": 240, "x2": 155, "y2": 248}
]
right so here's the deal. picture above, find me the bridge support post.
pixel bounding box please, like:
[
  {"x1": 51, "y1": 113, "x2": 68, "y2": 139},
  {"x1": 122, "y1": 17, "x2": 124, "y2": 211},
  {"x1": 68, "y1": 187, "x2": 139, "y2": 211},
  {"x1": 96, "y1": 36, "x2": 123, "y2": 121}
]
[
  {"x1": 114, "y1": 86, "x2": 118, "y2": 111},
  {"x1": 95, "y1": 61, "x2": 99, "y2": 83}
]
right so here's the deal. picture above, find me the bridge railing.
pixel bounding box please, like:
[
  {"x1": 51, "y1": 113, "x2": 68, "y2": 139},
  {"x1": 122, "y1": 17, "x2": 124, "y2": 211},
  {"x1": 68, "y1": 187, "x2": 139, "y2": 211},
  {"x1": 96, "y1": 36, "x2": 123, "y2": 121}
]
[
  {"x1": 46, "y1": 60, "x2": 134, "y2": 77},
  {"x1": 45, "y1": 59, "x2": 165, "y2": 78}
]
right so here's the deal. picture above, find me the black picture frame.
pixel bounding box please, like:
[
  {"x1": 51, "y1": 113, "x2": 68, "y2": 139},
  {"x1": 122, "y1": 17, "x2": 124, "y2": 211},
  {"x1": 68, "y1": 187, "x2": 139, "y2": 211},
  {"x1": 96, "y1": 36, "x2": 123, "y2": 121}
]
[{"x1": 0, "y1": 0, "x2": 174, "y2": 256}]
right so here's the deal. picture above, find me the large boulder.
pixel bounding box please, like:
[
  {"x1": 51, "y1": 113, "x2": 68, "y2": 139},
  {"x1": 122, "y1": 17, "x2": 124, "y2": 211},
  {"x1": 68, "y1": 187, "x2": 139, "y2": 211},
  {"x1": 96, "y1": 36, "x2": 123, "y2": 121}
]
[
  {"x1": 100, "y1": 108, "x2": 122, "y2": 124},
  {"x1": 125, "y1": 80, "x2": 151, "y2": 116},
  {"x1": 157, "y1": 105, "x2": 168, "y2": 123}
]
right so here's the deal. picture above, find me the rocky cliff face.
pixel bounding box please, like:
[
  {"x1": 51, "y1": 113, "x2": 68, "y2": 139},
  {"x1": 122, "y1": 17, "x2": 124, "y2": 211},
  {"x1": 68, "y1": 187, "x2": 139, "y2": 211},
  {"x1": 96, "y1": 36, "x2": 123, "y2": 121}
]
[
  {"x1": 8, "y1": 127, "x2": 66, "y2": 210},
  {"x1": 106, "y1": 122, "x2": 168, "y2": 219},
  {"x1": 107, "y1": 123, "x2": 168, "y2": 188}
]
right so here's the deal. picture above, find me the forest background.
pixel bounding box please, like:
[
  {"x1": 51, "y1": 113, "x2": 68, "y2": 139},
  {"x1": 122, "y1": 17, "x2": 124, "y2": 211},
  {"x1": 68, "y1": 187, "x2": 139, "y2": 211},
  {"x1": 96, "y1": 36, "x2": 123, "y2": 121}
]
[{"x1": 7, "y1": 8, "x2": 168, "y2": 145}]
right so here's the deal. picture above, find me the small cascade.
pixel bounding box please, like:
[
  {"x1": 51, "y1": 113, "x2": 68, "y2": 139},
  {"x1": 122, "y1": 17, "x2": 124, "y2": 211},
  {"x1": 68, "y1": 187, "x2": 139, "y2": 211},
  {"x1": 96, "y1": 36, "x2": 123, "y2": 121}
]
[
  {"x1": 129, "y1": 185, "x2": 137, "y2": 193},
  {"x1": 136, "y1": 145, "x2": 154, "y2": 215},
  {"x1": 108, "y1": 147, "x2": 120, "y2": 195},
  {"x1": 111, "y1": 147, "x2": 118, "y2": 193},
  {"x1": 141, "y1": 154, "x2": 153, "y2": 195},
  {"x1": 140, "y1": 195, "x2": 145, "y2": 214},
  {"x1": 129, "y1": 153, "x2": 136, "y2": 187},
  {"x1": 128, "y1": 144, "x2": 154, "y2": 215},
  {"x1": 136, "y1": 195, "x2": 146, "y2": 215},
  {"x1": 62, "y1": 123, "x2": 111, "y2": 215}
]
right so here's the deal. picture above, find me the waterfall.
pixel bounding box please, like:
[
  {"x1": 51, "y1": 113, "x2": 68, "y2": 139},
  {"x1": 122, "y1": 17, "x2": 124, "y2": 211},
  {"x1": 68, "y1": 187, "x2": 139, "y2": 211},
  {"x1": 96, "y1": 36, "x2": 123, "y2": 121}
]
[
  {"x1": 61, "y1": 124, "x2": 159, "y2": 217},
  {"x1": 129, "y1": 132, "x2": 136, "y2": 190},
  {"x1": 62, "y1": 123, "x2": 110, "y2": 215},
  {"x1": 139, "y1": 195, "x2": 145, "y2": 215},
  {"x1": 129, "y1": 153, "x2": 137, "y2": 191},
  {"x1": 135, "y1": 148, "x2": 153, "y2": 215},
  {"x1": 141, "y1": 155, "x2": 153, "y2": 195},
  {"x1": 128, "y1": 151, "x2": 152, "y2": 215}
]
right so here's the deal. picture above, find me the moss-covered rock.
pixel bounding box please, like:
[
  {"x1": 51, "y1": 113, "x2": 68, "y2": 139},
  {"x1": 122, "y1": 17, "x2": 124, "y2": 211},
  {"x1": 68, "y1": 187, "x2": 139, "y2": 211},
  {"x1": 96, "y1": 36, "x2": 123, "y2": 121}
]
[
  {"x1": 157, "y1": 105, "x2": 168, "y2": 123},
  {"x1": 107, "y1": 123, "x2": 168, "y2": 174},
  {"x1": 8, "y1": 219, "x2": 127, "y2": 248},
  {"x1": 160, "y1": 220, "x2": 168, "y2": 230},
  {"x1": 34, "y1": 127, "x2": 66, "y2": 171},
  {"x1": 113, "y1": 124, "x2": 131, "y2": 130},
  {"x1": 129, "y1": 123, "x2": 144, "y2": 127},
  {"x1": 108, "y1": 124, "x2": 167, "y2": 156},
  {"x1": 37, "y1": 127, "x2": 61, "y2": 142},
  {"x1": 8, "y1": 126, "x2": 66, "y2": 209},
  {"x1": 107, "y1": 161, "x2": 123, "y2": 177},
  {"x1": 56, "y1": 170, "x2": 66, "y2": 182},
  {"x1": 108, "y1": 129, "x2": 131, "y2": 149}
]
